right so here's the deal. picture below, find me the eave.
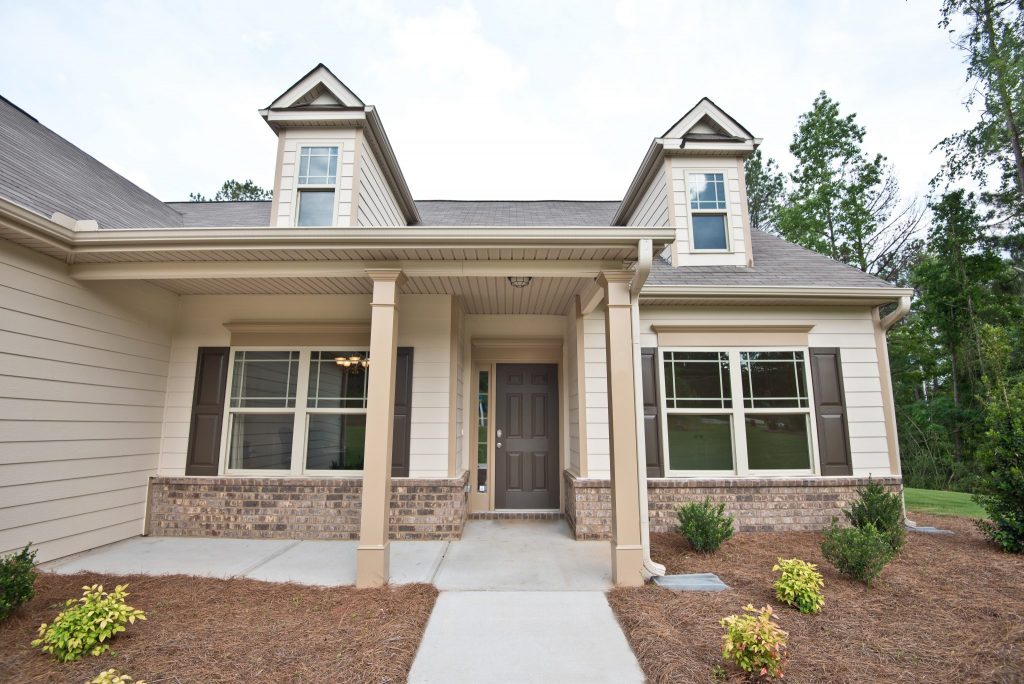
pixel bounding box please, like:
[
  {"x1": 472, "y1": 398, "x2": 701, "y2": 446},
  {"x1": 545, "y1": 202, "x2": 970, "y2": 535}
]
[{"x1": 639, "y1": 285, "x2": 915, "y2": 307}]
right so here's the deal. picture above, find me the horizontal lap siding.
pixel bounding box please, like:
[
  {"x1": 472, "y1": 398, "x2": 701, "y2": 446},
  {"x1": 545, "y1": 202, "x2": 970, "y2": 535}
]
[
  {"x1": 0, "y1": 240, "x2": 174, "y2": 562},
  {"x1": 276, "y1": 128, "x2": 357, "y2": 228},
  {"x1": 638, "y1": 306, "x2": 892, "y2": 477},
  {"x1": 626, "y1": 169, "x2": 669, "y2": 227},
  {"x1": 357, "y1": 139, "x2": 405, "y2": 227},
  {"x1": 582, "y1": 310, "x2": 610, "y2": 477},
  {"x1": 565, "y1": 306, "x2": 582, "y2": 474},
  {"x1": 670, "y1": 157, "x2": 748, "y2": 267}
]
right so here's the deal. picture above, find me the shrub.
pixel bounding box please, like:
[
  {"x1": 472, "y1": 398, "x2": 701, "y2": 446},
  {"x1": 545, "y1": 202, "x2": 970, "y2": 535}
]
[
  {"x1": 772, "y1": 558, "x2": 824, "y2": 614},
  {"x1": 720, "y1": 604, "x2": 788, "y2": 680},
  {"x1": 820, "y1": 520, "x2": 893, "y2": 586},
  {"x1": 845, "y1": 478, "x2": 905, "y2": 553},
  {"x1": 31, "y1": 584, "x2": 146, "y2": 662},
  {"x1": 1, "y1": 544, "x2": 37, "y2": 621},
  {"x1": 90, "y1": 669, "x2": 147, "y2": 684},
  {"x1": 675, "y1": 498, "x2": 734, "y2": 553}
]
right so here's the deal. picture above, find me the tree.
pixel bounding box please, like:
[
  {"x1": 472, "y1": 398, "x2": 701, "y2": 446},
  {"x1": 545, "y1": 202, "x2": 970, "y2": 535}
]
[
  {"x1": 190, "y1": 179, "x2": 271, "y2": 202},
  {"x1": 937, "y1": 0, "x2": 1024, "y2": 228},
  {"x1": 777, "y1": 91, "x2": 922, "y2": 281},
  {"x1": 744, "y1": 149, "x2": 786, "y2": 233}
]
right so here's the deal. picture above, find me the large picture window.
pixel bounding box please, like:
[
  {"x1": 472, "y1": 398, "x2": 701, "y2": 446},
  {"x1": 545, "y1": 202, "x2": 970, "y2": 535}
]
[
  {"x1": 225, "y1": 348, "x2": 369, "y2": 474},
  {"x1": 661, "y1": 349, "x2": 815, "y2": 475}
]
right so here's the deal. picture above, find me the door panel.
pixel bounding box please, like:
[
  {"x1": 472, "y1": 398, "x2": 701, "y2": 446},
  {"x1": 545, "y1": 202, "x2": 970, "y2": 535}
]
[{"x1": 495, "y1": 363, "x2": 559, "y2": 509}]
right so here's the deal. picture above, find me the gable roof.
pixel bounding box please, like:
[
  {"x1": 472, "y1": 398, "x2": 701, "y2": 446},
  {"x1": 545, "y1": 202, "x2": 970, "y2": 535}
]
[
  {"x1": 264, "y1": 63, "x2": 365, "y2": 110},
  {"x1": 661, "y1": 97, "x2": 755, "y2": 140},
  {"x1": 0, "y1": 96, "x2": 184, "y2": 229}
]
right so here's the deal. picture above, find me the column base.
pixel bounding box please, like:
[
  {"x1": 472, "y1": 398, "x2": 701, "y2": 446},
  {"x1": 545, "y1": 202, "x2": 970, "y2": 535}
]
[
  {"x1": 611, "y1": 543, "x2": 645, "y2": 587},
  {"x1": 356, "y1": 543, "x2": 390, "y2": 588}
]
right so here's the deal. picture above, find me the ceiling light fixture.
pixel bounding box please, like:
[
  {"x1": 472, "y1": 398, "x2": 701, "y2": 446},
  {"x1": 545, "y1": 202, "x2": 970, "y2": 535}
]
[{"x1": 507, "y1": 276, "x2": 533, "y2": 288}]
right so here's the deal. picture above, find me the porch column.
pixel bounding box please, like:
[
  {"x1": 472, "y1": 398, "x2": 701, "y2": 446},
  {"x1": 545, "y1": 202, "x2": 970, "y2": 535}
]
[
  {"x1": 356, "y1": 268, "x2": 403, "y2": 588},
  {"x1": 599, "y1": 271, "x2": 645, "y2": 587}
]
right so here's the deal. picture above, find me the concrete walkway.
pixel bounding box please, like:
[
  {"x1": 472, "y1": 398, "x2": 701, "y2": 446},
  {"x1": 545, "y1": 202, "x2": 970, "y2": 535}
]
[{"x1": 409, "y1": 519, "x2": 644, "y2": 684}]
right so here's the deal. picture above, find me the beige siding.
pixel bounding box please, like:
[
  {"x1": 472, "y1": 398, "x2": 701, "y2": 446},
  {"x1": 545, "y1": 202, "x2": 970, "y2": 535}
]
[
  {"x1": 357, "y1": 138, "x2": 406, "y2": 227},
  {"x1": 581, "y1": 310, "x2": 611, "y2": 478},
  {"x1": 0, "y1": 239, "x2": 175, "y2": 562},
  {"x1": 159, "y1": 293, "x2": 452, "y2": 479},
  {"x1": 637, "y1": 306, "x2": 891, "y2": 477},
  {"x1": 565, "y1": 302, "x2": 583, "y2": 475},
  {"x1": 626, "y1": 168, "x2": 670, "y2": 227},
  {"x1": 275, "y1": 128, "x2": 357, "y2": 227},
  {"x1": 668, "y1": 156, "x2": 749, "y2": 267}
]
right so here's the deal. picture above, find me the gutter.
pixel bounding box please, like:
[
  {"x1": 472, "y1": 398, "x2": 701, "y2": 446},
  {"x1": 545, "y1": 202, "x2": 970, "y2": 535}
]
[
  {"x1": 629, "y1": 239, "x2": 666, "y2": 580},
  {"x1": 880, "y1": 295, "x2": 912, "y2": 331}
]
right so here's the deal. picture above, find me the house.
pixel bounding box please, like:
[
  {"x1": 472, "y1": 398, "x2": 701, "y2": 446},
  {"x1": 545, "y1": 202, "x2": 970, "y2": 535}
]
[{"x1": 0, "y1": 65, "x2": 911, "y2": 587}]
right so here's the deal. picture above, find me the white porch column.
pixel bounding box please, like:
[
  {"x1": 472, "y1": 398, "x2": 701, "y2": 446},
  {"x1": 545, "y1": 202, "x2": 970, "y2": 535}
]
[
  {"x1": 356, "y1": 268, "x2": 403, "y2": 588},
  {"x1": 599, "y1": 271, "x2": 645, "y2": 587}
]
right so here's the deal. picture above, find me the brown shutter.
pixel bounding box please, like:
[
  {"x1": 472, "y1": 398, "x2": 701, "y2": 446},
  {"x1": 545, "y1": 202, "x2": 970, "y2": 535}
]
[
  {"x1": 809, "y1": 347, "x2": 853, "y2": 476},
  {"x1": 640, "y1": 347, "x2": 664, "y2": 477},
  {"x1": 185, "y1": 347, "x2": 229, "y2": 476},
  {"x1": 391, "y1": 347, "x2": 414, "y2": 477}
]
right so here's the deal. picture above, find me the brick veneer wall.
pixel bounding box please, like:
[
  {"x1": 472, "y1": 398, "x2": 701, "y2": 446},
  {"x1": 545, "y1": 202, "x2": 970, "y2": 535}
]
[
  {"x1": 146, "y1": 473, "x2": 469, "y2": 541},
  {"x1": 564, "y1": 470, "x2": 902, "y2": 540}
]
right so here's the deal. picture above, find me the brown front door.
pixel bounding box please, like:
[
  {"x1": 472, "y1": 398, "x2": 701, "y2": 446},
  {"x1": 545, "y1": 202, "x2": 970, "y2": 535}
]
[{"x1": 494, "y1": 363, "x2": 559, "y2": 509}]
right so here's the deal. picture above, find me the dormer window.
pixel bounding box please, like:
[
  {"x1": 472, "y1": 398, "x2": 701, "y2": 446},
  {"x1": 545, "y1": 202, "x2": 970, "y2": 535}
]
[
  {"x1": 296, "y1": 146, "x2": 338, "y2": 227},
  {"x1": 688, "y1": 172, "x2": 729, "y2": 251}
]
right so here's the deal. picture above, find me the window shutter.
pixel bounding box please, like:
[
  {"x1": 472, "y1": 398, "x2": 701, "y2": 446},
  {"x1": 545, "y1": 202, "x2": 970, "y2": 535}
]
[
  {"x1": 809, "y1": 347, "x2": 853, "y2": 476},
  {"x1": 185, "y1": 347, "x2": 229, "y2": 476},
  {"x1": 640, "y1": 347, "x2": 664, "y2": 477},
  {"x1": 391, "y1": 347, "x2": 414, "y2": 477}
]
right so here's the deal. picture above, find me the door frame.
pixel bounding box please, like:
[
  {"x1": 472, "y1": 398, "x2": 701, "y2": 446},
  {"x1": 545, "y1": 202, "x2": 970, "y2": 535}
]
[{"x1": 467, "y1": 338, "x2": 563, "y2": 513}]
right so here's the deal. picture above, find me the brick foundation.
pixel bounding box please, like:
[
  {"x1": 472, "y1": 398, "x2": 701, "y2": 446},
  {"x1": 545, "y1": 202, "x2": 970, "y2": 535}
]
[
  {"x1": 564, "y1": 470, "x2": 902, "y2": 540},
  {"x1": 146, "y1": 473, "x2": 469, "y2": 541}
]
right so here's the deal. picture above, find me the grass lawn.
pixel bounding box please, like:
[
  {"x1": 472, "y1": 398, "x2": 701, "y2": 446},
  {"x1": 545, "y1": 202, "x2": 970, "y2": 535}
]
[
  {"x1": 904, "y1": 487, "x2": 986, "y2": 518},
  {"x1": 609, "y1": 513, "x2": 1024, "y2": 683},
  {"x1": 0, "y1": 573, "x2": 437, "y2": 683}
]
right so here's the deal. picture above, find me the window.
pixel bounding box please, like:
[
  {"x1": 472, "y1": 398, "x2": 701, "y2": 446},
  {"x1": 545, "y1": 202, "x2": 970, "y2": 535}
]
[
  {"x1": 225, "y1": 348, "x2": 369, "y2": 474},
  {"x1": 688, "y1": 172, "x2": 729, "y2": 251},
  {"x1": 296, "y1": 146, "x2": 338, "y2": 227},
  {"x1": 662, "y1": 349, "x2": 815, "y2": 475}
]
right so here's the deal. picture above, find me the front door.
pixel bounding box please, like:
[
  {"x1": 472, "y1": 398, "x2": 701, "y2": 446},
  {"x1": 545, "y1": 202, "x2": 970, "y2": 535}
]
[{"x1": 494, "y1": 363, "x2": 559, "y2": 509}]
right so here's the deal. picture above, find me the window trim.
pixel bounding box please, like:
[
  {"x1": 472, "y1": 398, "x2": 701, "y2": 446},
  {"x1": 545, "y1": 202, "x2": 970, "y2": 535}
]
[
  {"x1": 294, "y1": 144, "x2": 341, "y2": 227},
  {"x1": 219, "y1": 346, "x2": 370, "y2": 478},
  {"x1": 685, "y1": 171, "x2": 732, "y2": 254},
  {"x1": 658, "y1": 346, "x2": 820, "y2": 478}
]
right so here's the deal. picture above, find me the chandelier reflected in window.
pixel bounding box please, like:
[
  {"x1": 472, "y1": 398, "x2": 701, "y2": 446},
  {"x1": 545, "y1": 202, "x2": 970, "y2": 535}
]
[{"x1": 335, "y1": 354, "x2": 369, "y2": 371}]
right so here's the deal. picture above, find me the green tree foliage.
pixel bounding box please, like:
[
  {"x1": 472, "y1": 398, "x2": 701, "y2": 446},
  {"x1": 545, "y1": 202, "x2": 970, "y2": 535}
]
[
  {"x1": 189, "y1": 179, "x2": 271, "y2": 202},
  {"x1": 936, "y1": 0, "x2": 1024, "y2": 229},
  {"x1": 777, "y1": 92, "x2": 923, "y2": 283},
  {"x1": 744, "y1": 149, "x2": 786, "y2": 233}
]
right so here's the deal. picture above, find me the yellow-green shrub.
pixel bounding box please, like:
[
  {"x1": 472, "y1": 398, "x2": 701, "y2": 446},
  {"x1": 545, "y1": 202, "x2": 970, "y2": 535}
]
[
  {"x1": 720, "y1": 604, "x2": 788, "y2": 680},
  {"x1": 772, "y1": 557, "x2": 825, "y2": 614},
  {"x1": 90, "y1": 669, "x2": 147, "y2": 684},
  {"x1": 31, "y1": 584, "x2": 146, "y2": 662}
]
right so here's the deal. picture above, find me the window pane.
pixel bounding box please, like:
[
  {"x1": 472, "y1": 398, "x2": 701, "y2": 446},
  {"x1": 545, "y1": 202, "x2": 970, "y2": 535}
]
[
  {"x1": 298, "y1": 146, "x2": 339, "y2": 184},
  {"x1": 741, "y1": 351, "x2": 808, "y2": 408},
  {"x1": 228, "y1": 413, "x2": 293, "y2": 470},
  {"x1": 230, "y1": 351, "x2": 298, "y2": 408},
  {"x1": 667, "y1": 414, "x2": 733, "y2": 470},
  {"x1": 306, "y1": 414, "x2": 366, "y2": 470},
  {"x1": 689, "y1": 173, "x2": 727, "y2": 209},
  {"x1": 297, "y1": 190, "x2": 335, "y2": 226},
  {"x1": 477, "y1": 371, "x2": 489, "y2": 491},
  {"x1": 692, "y1": 215, "x2": 728, "y2": 250},
  {"x1": 308, "y1": 351, "x2": 369, "y2": 408},
  {"x1": 746, "y1": 414, "x2": 811, "y2": 469},
  {"x1": 663, "y1": 351, "x2": 731, "y2": 408}
]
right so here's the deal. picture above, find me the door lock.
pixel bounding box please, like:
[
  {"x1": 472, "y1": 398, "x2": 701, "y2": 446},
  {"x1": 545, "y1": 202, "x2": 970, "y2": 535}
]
[
  {"x1": 496, "y1": 428, "x2": 503, "y2": 438},
  {"x1": 496, "y1": 442, "x2": 503, "y2": 449}
]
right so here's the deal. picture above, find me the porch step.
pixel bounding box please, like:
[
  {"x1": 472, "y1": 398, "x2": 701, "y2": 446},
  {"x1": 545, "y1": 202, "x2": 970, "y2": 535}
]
[{"x1": 468, "y1": 510, "x2": 564, "y2": 521}]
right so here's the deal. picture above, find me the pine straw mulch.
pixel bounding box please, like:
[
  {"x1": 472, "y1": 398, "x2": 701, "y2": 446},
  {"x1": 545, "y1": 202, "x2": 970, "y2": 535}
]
[
  {"x1": 0, "y1": 572, "x2": 438, "y2": 684},
  {"x1": 609, "y1": 513, "x2": 1024, "y2": 684}
]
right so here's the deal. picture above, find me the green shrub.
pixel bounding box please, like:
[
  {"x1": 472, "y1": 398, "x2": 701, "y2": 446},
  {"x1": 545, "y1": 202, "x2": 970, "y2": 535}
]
[
  {"x1": 31, "y1": 584, "x2": 146, "y2": 662},
  {"x1": 675, "y1": 498, "x2": 734, "y2": 553},
  {"x1": 845, "y1": 478, "x2": 905, "y2": 553},
  {"x1": 90, "y1": 669, "x2": 147, "y2": 684},
  {"x1": 720, "y1": 604, "x2": 788, "y2": 680},
  {"x1": 1, "y1": 544, "x2": 37, "y2": 621},
  {"x1": 772, "y1": 558, "x2": 824, "y2": 614},
  {"x1": 820, "y1": 521, "x2": 893, "y2": 586}
]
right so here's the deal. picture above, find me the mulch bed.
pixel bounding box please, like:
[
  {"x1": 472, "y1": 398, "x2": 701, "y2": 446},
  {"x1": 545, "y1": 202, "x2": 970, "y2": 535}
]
[
  {"x1": 609, "y1": 513, "x2": 1024, "y2": 683},
  {"x1": 0, "y1": 572, "x2": 438, "y2": 683}
]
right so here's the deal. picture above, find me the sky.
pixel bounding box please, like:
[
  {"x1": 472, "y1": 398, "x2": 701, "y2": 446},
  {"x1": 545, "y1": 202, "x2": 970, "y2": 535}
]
[{"x1": 0, "y1": 0, "x2": 978, "y2": 204}]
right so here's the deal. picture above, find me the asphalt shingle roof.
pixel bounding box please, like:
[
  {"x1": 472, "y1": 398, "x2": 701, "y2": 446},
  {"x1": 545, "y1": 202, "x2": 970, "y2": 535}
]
[
  {"x1": 167, "y1": 201, "x2": 272, "y2": 227},
  {"x1": 0, "y1": 96, "x2": 184, "y2": 229},
  {"x1": 413, "y1": 200, "x2": 619, "y2": 226}
]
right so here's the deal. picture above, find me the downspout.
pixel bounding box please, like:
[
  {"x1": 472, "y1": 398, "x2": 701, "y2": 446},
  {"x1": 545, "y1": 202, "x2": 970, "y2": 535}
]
[
  {"x1": 630, "y1": 239, "x2": 666, "y2": 579},
  {"x1": 877, "y1": 295, "x2": 913, "y2": 524}
]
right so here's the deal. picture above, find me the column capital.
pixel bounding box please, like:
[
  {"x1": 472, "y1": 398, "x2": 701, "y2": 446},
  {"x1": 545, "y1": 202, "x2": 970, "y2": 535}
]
[
  {"x1": 599, "y1": 271, "x2": 634, "y2": 308},
  {"x1": 365, "y1": 268, "x2": 405, "y2": 285}
]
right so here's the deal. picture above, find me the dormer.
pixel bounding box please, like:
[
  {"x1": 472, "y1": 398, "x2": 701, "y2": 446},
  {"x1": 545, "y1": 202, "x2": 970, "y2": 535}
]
[
  {"x1": 260, "y1": 64, "x2": 419, "y2": 228},
  {"x1": 613, "y1": 98, "x2": 760, "y2": 268}
]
